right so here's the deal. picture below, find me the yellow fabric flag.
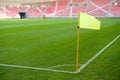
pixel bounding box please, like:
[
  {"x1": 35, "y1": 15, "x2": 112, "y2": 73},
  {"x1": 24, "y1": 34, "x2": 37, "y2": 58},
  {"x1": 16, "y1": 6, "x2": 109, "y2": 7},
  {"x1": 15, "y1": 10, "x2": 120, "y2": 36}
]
[{"x1": 78, "y1": 12, "x2": 100, "y2": 30}]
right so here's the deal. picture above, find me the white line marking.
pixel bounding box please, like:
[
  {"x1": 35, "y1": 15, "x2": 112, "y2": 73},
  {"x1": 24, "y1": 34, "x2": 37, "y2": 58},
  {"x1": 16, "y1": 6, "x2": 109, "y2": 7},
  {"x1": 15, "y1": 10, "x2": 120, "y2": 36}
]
[
  {"x1": 77, "y1": 35, "x2": 120, "y2": 73},
  {"x1": 0, "y1": 64, "x2": 75, "y2": 74},
  {"x1": 47, "y1": 64, "x2": 82, "y2": 69}
]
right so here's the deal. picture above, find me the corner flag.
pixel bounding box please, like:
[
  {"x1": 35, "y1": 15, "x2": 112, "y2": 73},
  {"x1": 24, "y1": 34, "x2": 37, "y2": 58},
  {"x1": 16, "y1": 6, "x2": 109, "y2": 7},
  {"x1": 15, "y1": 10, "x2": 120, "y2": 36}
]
[
  {"x1": 78, "y1": 12, "x2": 101, "y2": 30},
  {"x1": 76, "y1": 12, "x2": 101, "y2": 74}
]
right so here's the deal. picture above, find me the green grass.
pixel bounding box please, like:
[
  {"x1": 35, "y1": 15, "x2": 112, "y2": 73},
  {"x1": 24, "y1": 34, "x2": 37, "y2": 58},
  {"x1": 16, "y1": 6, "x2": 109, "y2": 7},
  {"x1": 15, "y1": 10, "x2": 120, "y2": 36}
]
[{"x1": 0, "y1": 18, "x2": 120, "y2": 80}]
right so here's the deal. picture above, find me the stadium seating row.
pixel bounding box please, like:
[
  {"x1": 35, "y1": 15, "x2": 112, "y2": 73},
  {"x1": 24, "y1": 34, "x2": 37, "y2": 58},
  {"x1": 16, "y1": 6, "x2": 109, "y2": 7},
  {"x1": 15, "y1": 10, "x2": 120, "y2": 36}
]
[{"x1": 0, "y1": 0, "x2": 120, "y2": 18}]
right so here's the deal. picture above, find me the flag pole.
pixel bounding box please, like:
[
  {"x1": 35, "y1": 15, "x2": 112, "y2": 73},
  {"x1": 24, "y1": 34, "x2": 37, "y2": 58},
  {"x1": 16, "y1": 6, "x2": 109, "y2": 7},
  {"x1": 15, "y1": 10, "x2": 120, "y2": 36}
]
[
  {"x1": 76, "y1": 12, "x2": 80, "y2": 74},
  {"x1": 76, "y1": 26, "x2": 80, "y2": 74}
]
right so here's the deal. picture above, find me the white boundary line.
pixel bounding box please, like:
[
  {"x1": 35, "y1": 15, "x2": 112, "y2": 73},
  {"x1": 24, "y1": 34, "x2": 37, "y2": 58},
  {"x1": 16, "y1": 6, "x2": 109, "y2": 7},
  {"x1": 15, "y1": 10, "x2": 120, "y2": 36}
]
[
  {"x1": 47, "y1": 64, "x2": 82, "y2": 69},
  {"x1": 0, "y1": 64, "x2": 75, "y2": 74},
  {"x1": 77, "y1": 35, "x2": 120, "y2": 73}
]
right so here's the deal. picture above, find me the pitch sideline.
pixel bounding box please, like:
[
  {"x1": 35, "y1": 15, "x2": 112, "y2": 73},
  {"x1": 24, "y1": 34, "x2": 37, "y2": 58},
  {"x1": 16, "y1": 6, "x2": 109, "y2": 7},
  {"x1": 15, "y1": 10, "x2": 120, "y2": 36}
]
[{"x1": 0, "y1": 63, "x2": 75, "y2": 74}]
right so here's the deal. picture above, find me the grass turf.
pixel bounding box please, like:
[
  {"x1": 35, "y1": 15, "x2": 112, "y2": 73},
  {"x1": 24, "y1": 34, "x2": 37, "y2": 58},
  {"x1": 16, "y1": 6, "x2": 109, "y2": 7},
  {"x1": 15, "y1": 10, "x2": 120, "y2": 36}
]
[{"x1": 0, "y1": 18, "x2": 120, "y2": 80}]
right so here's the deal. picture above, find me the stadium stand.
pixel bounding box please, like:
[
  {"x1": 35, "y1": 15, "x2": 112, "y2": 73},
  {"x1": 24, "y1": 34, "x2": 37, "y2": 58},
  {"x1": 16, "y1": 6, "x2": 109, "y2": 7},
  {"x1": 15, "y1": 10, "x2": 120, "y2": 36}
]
[
  {"x1": 0, "y1": 0, "x2": 120, "y2": 18},
  {"x1": 72, "y1": 0, "x2": 86, "y2": 16},
  {"x1": 0, "y1": 8, "x2": 4, "y2": 16},
  {"x1": 46, "y1": 1, "x2": 56, "y2": 14},
  {"x1": 6, "y1": 7, "x2": 19, "y2": 17},
  {"x1": 55, "y1": 0, "x2": 69, "y2": 17},
  {"x1": 110, "y1": 5, "x2": 120, "y2": 17},
  {"x1": 87, "y1": 0, "x2": 110, "y2": 17}
]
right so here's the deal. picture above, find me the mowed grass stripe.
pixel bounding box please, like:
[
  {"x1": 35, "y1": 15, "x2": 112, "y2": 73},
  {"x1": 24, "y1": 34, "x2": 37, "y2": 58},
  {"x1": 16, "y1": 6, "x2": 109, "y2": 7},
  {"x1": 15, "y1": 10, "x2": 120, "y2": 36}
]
[
  {"x1": 0, "y1": 20, "x2": 76, "y2": 35},
  {"x1": 0, "y1": 19, "x2": 76, "y2": 29}
]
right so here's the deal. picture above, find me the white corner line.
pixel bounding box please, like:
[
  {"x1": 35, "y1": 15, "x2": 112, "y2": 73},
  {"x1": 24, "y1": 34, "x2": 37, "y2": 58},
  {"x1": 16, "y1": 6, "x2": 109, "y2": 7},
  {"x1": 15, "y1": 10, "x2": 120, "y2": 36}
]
[
  {"x1": 0, "y1": 64, "x2": 75, "y2": 74},
  {"x1": 47, "y1": 64, "x2": 82, "y2": 69},
  {"x1": 77, "y1": 35, "x2": 120, "y2": 73}
]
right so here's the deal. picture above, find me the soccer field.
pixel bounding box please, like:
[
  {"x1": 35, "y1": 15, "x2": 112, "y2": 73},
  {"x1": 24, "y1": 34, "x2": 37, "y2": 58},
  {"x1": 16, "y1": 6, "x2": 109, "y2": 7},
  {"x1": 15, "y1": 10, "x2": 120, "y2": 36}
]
[{"x1": 0, "y1": 18, "x2": 120, "y2": 80}]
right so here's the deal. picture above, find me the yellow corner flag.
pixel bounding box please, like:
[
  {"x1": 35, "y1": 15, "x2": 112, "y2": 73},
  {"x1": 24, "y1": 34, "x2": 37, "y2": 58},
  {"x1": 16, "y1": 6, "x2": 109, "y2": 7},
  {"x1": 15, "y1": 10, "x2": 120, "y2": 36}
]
[
  {"x1": 78, "y1": 12, "x2": 101, "y2": 30},
  {"x1": 76, "y1": 12, "x2": 101, "y2": 74}
]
